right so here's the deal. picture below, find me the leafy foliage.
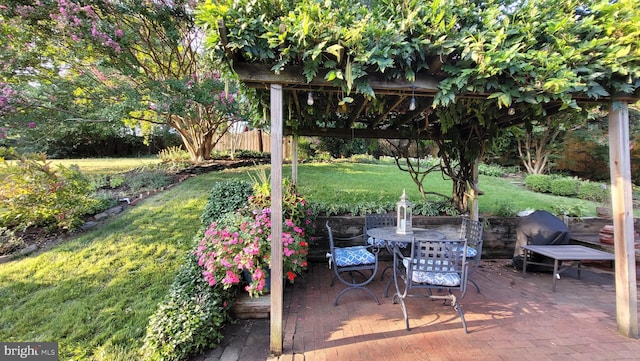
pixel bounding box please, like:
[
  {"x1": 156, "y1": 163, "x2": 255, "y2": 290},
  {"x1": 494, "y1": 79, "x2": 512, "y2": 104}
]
[
  {"x1": 577, "y1": 181, "x2": 610, "y2": 204},
  {"x1": 199, "y1": 180, "x2": 254, "y2": 228},
  {"x1": 0, "y1": 0, "x2": 253, "y2": 163},
  {"x1": 493, "y1": 201, "x2": 517, "y2": 217},
  {"x1": 201, "y1": 0, "x2": 640, "y2": 108},
  {"x1": 525, "y1": 173, "x2": 609, "y2": 203},
  {"x1": 478, "y1": 163, "x2": 518, "y2": 177},
  {"x1": 0, "y1": 227, "x2": 23, "y2": 256},
  {"x1": 139, "y1": 178, "x2": 254, "y2": 361},
  {"x1": 139, "y1": 252, "x2": 235, "y2": 361},
  {"x1": 0, "y1": 152, "x2": 102, "y2": 230},
  {"x1": 524, "y1": 174, "x2": 552, "y2": 193},
  {"x1": 549, "y1": 177, "x2": 580, "y2": 197}
]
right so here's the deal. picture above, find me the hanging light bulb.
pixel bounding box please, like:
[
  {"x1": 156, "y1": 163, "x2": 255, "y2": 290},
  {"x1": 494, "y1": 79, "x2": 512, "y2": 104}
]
[
  {"x1": 409, "y1": 96, "x2": 416, "y2": 111},
  {"x1": 307, "y1": 92, "x2": 314, "y2": 106}
]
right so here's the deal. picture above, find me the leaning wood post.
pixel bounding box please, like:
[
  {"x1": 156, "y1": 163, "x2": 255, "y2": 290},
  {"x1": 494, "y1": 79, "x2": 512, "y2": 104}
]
[
  {"x1": 608, "y1": 100, "x2": 638, "y2": 338},
  {"x1": 270, "y1": 84, "x2": 284, "y2": 353}
]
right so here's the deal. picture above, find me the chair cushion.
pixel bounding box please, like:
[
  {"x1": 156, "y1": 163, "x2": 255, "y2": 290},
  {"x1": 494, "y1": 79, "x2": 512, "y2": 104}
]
[
  {"x1": 451, "y1": 245, "x2": 477, "y2": 258},
  {"x1": 367, "y1": 236, "x2": 407, "y2": 249},
  {"x1": 334, "y1": 246, "x2": 376, "y2": 267},
  {"x1": 402, "y1": 258, "x2": 461, "y2": 286}
]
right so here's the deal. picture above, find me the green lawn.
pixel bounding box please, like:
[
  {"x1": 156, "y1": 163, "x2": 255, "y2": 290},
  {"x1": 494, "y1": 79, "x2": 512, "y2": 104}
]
[
  {"x1": 289, "y1": 162, "x2": 600, "y2": 216},
  {"x1": 0, "y1": 160, "x2": 604, "y2": 360},
  {"x1": 50, "y1": 157, "x2": 162, "y2": 176},
  {"x1": 0, "y1": 174, "x2": 215, "y2": 360}
]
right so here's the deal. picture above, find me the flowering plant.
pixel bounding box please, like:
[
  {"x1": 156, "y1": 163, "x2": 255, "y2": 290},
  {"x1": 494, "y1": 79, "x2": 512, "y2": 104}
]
[{"x1": 195, "y1": 185, "x2": 317, "y2": 297}]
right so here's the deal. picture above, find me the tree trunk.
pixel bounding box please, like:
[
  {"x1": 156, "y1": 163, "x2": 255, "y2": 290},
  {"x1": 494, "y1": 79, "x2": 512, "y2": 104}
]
[{"x1": 451, "y1": 178, "x2": 468, "y2": 214}]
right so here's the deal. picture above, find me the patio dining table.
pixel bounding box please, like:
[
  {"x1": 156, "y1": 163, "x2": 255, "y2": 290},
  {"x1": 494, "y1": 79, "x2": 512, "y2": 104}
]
[
  {"x1": 366, "y1": 226, "x2": 447, "y2": 297},
  {"x1": 366, "y1": 226, "x2": 447, "y2": 245}
]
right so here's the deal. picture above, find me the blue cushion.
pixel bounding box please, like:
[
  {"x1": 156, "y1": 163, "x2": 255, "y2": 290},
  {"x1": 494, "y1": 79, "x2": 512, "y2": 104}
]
[
  {"x1": 367, "y1": 236, "x2": 407, "y2": 249},
  {"x1": 333, "y1": 246, "x2": 376, "y2": 267},
  {"x1": 451, "y1": 245, "x2": 477, "y2": 258},
  {"x1": 403, "y1": 258, "x2": 461, "y2": 286}
]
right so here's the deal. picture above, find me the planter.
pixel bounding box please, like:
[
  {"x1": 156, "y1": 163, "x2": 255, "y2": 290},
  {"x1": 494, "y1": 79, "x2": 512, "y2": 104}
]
[{"x1": 242, "y1": 269, "x2": 271, "y2": 293}]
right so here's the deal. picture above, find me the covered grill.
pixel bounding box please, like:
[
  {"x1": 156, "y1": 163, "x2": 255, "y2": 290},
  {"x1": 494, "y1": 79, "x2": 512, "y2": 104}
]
[{"x1": 513, "y1": 210, "x2": 570, "y2": 271}]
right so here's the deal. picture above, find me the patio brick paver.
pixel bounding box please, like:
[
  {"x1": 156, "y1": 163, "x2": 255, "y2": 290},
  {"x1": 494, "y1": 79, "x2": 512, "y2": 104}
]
[{"x1": 193, "y1": 258, "x2": 640, "y2": 361}]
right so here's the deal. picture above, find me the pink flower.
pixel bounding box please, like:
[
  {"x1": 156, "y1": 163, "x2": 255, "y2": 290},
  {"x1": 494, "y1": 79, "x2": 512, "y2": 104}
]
[
  {"x1": 28, "y1": 122, "x2": 36, "y2": 128},
  {"x1": 222, "y1": 270, "x2": 240, "y2": 285}
]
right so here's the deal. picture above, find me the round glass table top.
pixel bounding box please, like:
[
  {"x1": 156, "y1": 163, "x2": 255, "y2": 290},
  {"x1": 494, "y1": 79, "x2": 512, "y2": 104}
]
[{"x1": 366, "y1": 226, "x2": 446, "y2": 243}]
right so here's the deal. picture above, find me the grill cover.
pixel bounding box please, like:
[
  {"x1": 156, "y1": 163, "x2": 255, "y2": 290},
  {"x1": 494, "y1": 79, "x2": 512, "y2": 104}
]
[{"x1": 512, "y1": 210, "x2": 570, "y2": 270}]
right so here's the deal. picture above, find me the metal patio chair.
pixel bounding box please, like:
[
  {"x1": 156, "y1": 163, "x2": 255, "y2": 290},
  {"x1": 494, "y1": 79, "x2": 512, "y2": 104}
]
[
  {"x1": 364, "y1": 213, "x2": 404, "y2": 280},
  {"x1": 459, "y1": 218, "x2": 484, "y2": 293},
  {"x1": 326, "y1": 221, "x2": 380, "y2": 306},
  {"x1": 392, "y1": 238, "x2": 470, "y2": 333}
]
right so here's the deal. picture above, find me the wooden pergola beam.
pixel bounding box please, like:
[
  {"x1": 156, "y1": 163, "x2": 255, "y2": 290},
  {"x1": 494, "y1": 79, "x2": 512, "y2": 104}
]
[
  {"x1": 284, "y1": 126, "x2": 437, "y2": 139},
  {"x1": 232, "y1": 63, "x2": 441, "y2": 95},
  {"x1": 232, "y1": 63, "x2": 639, "y2": 102}
]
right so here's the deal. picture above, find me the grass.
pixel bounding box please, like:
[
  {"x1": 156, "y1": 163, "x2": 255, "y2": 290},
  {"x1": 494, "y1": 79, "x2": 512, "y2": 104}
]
[
  {"x1": 0, "y1": 175, "x2": 215, "y2": 360},
  {"x1": 287, "y1": 162, "x2": 601, "y2": 216},
  {"x1": 0, "y1": 159, "x2": 606, "y2": 359},
  {"x1": 49, "y1": 157, "x2": 162, "y2": 176}
]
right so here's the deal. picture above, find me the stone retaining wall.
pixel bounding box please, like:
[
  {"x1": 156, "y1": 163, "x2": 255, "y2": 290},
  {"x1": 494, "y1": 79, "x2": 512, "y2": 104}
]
[{"x1": 308, "y1": 215, "x2": 638, "y2": 262}]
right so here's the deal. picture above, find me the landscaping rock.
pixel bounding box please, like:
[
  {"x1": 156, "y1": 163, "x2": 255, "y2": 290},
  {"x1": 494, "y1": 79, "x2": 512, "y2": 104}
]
[
  {"x1": 81, "y1": 221, "x2": 99, "y2": 231},
  {"x1": 93, "y1": 212, "x2": 109, "y2": 221},
  {"x1": 106, "y1": 206, "x2": 123, "y2": 215}
]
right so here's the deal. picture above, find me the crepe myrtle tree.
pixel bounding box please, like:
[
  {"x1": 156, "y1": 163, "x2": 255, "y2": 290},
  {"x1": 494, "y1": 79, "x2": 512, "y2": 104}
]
[{"x1": 0, "y1": 0, "x2": 253, "y2": 162}]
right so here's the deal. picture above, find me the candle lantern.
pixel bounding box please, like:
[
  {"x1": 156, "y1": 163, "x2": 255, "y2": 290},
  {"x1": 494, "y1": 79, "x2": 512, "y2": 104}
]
[{"x1": 396, "y1": 189, "x2": 413, "y2": 235}]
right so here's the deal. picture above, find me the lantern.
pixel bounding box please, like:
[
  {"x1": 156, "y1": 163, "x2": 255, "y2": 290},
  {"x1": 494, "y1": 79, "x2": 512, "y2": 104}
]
[{"x1": 396, "y1": 189, "x2": 413, "y2": 235}]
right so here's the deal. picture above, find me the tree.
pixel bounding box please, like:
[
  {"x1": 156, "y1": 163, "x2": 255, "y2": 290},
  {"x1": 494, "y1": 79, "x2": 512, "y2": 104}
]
[
  {"x1": 513, "y1": 113, "x2": 579, "y2": 175},
  {"x1": 0, "y1": 0, "x2": 251, "y2": 162}
]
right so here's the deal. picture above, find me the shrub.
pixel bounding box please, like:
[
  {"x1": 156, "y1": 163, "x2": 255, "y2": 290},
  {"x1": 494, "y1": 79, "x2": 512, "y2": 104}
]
[
  {"x1": 200, "y1": 180, "x2": 253, "y2": 227},
  {"x1": 412, "y1": 200, "x2": 441, "y2": 216},
  {"x1": 524, "y1": 174, "x2": 551, "y2": 193},
  {"x1": 158, "y1": 146, "x2": 191, "y2": 169},
  {"x1": 109, "y1": 174, "x2": 126, "y2": 188},
  {"x1": 313, "y1": 151, "x2": 332, "y2": 162},
  {"x1": 435, "y1": 201, "x2": 461, "y2": 216},
  {"x1": 232, "y1": 149, "x2": 270, "y2": 159},
  {"x1": 349, "y1": 154, "x2": 379, "y2": 164},
  {"x1": 551, "y1": 203, "x2": 585, "y2": 217},
  {"x1": 493, "y1": 201, "x2": 517, "y2": 217},
  {"x1": 577, "y1": 181, "x2": 609, "y2": 203},
  {"x1": 196, "y1": 174, "x2": 318, "y2": 297},
  {"x1": 0, "y1": 227, "x2": 24, "y2": 255},
  {"x1": 0, "y1": 152, "x2": 100, "y2": 230},
  {"x1": 549, "y1": 177, "x2": 579, "y2": 197},
  {"x1": 139, "y1": 252, "x2": 234, "y2": 361},
  {"x1": 127, "y1": 170, "x2": 174, "y2": 193},
  {"x1": 479, "y1": 163, "x2": 511, "y2": 177}
]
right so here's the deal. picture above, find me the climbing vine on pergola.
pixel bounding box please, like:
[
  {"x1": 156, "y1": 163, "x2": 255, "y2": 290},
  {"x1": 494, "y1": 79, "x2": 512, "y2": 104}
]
[{"x1": 199, "y1": 0, "x2": 639, "y2": 212}]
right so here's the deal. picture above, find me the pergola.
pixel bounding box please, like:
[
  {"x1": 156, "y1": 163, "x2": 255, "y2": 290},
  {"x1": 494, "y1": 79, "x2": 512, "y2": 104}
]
[
  {"x1": 207, "y1": 2, "x2": 640, "y2": 354},
  {"x1": 247, "y1": 72, "x2": 638, "y2": 355}
]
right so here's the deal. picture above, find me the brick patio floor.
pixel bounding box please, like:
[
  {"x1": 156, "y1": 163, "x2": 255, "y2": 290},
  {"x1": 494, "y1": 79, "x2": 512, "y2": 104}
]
[{"x1": 195, "y1": 259, "x2": 640, "y2": 361}]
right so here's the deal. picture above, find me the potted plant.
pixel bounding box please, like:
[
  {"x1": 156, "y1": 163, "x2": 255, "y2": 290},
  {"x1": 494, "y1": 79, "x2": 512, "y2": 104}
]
[{"x1": 195, "y1": 180, "x2": 317, "y2": 297}]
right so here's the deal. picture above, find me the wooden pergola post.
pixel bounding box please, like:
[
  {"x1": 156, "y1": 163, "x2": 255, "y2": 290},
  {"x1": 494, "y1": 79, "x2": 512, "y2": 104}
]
[
  {"x1": 269, "y1": 84, "x2": 284, "y2": 354},
  {"x1": 292, "y1": 134, "x2": 298, "y2": 185},
  {"x1": 608, "y1": 100, "x2": 638, "y2": 338}
]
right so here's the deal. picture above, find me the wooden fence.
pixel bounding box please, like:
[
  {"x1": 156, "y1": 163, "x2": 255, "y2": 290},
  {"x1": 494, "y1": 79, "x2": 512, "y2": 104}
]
[{"x1": 213, "y1": 130, "x2": 293, "y2": 157}]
